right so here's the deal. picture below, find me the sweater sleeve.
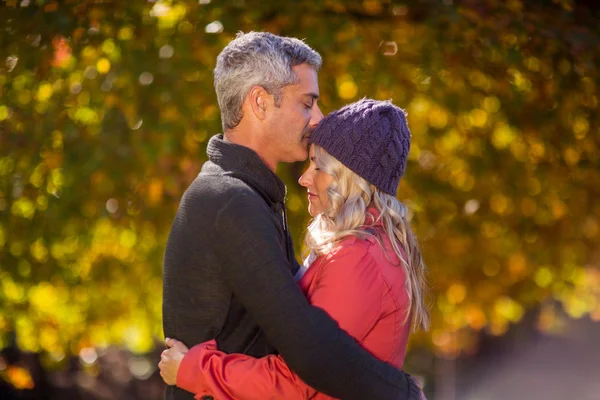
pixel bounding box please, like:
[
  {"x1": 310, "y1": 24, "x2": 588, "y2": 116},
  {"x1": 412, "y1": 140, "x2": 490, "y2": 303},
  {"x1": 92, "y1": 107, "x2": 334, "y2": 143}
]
[
  {"x1": 208, "y1": 192, "x2": 419, "y2": 400},
  {"x1": 175, "y1": 243, "x2": 388, "y2": 400}
]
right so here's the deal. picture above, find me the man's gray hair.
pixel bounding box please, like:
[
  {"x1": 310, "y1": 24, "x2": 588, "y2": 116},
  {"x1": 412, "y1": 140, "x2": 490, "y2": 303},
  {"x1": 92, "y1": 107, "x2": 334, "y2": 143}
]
[{"x1": 214, "y1": 31, "x2": 322, "y2": 132}]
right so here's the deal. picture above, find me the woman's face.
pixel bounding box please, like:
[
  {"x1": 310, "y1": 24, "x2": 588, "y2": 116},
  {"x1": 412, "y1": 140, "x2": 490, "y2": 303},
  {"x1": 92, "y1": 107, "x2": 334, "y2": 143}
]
[{"x1": 298, "y1": 144, "x2": 334, "y2": 217}]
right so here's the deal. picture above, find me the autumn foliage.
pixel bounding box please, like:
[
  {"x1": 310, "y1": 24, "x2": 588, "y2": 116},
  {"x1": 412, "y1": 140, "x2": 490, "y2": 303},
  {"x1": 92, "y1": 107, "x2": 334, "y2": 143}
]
[{"x1": 1, "y1": 0, "x2": 599, "y2": 372}]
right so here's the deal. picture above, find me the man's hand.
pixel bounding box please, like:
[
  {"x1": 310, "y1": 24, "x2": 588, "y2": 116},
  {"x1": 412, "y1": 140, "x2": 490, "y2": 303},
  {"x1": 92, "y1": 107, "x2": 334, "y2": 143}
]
[{"x1": 158, "y1": 338, "x2": 190, "y2": 386}]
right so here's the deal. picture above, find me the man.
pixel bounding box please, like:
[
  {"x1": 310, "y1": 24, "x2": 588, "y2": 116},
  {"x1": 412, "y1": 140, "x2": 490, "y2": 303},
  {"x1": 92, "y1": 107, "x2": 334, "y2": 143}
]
[{"x1": 162, "y1": 31, "x2": 422, "y2": 399}]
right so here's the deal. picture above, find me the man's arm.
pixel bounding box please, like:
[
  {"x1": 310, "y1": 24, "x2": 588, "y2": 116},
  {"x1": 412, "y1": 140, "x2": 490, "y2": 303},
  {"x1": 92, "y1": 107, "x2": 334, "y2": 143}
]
[
  {"x1": 211, "y1": 192, "x2": 421, "y2": 400},
  {"x1": 174, "y1": 242, "x2": 411, "y2": 399}
]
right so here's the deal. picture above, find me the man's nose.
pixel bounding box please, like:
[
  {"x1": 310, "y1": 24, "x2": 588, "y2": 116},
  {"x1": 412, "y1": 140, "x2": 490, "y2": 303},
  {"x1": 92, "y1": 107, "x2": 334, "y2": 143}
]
[{"x1": 310, "y1": 104, "x2": 324, "y2": 126}]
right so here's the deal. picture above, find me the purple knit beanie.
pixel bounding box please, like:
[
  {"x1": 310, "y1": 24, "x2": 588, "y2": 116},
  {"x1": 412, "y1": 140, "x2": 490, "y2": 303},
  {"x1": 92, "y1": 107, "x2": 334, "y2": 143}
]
[{"x1": 309, "y1": 98, "x2": 411, "y2": 195}]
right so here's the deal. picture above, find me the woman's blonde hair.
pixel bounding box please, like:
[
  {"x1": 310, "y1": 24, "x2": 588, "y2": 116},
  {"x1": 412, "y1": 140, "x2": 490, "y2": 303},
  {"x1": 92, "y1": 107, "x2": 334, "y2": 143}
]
[{"x1": 305, "y1": 145, "x2": 430, "y2": 332}]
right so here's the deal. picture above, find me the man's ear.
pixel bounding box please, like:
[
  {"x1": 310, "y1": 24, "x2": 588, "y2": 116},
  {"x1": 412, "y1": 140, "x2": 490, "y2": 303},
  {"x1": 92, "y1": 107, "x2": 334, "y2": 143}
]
[{"x1": 247, "y1": 85, "x2": 272, "y2": 121}]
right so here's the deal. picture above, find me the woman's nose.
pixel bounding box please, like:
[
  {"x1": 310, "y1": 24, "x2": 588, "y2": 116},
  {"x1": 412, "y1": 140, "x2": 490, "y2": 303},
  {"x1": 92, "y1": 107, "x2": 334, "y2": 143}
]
[{"x1": 298, "y1": 172, "x2": 311, "y2": 188}]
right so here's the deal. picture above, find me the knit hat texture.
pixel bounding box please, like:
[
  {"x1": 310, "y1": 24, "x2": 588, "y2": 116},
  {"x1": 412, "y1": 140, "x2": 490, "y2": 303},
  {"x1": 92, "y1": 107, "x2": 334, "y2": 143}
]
[{"x1": 309, "y1": 98, "x2": 411, "y2": 195}]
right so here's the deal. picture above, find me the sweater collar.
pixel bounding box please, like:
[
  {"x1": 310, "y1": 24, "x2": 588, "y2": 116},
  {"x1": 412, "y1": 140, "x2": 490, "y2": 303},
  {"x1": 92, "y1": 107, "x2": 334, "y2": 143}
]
[{"x1": 206, "y1": 134, "x2": 286, "y2": 204}]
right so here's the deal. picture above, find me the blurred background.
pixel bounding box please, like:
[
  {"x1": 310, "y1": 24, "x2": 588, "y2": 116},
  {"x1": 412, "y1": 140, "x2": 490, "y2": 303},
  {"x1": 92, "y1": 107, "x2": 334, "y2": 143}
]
[{"x1": 1, "y1": 0, "x2": 599, "y2": 399}]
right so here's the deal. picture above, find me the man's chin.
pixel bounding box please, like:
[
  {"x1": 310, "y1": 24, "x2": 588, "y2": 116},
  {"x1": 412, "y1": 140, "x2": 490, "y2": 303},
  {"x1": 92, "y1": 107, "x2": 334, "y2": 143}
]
[
  {"x1": 279, "y1": 146, "x2": 309, "y2": 164},
  {"x1": 294, "y1": 147, "x2": 309, "y2": 162}
]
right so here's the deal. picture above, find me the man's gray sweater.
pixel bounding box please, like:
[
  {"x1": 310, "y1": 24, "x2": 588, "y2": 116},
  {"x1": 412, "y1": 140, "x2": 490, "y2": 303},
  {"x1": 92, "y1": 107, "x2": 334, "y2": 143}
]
[{"x1": 162, "y1": 134, "x2": 420, "y2": 400}]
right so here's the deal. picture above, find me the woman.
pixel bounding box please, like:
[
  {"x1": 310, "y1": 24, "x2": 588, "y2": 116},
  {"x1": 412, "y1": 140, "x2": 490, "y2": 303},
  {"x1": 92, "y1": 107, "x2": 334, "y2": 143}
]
[{"x1": 159, "y1": 98, "x2": 429, "y2": 399}]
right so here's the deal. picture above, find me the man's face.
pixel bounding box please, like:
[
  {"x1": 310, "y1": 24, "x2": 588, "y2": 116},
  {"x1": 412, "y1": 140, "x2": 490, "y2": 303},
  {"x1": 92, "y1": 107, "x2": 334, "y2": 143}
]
[{"x1": 265, "y1": 64, "x2": 323, "y2": 164}]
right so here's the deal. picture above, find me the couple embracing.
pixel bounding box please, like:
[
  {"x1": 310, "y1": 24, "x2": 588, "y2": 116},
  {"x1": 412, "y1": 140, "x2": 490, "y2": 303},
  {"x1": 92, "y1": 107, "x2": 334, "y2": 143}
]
[{"x1": 160, "y1": 31, "x2": 429, "y2": 400}]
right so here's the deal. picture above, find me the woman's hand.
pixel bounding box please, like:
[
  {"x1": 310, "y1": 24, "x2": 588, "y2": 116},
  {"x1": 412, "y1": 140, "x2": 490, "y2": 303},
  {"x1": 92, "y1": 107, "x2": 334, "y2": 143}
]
[
  {"x1": 158, "y1": 338, "x2": 190, "y2": 386},
  {"x1": 410, "y1": 375, "x2": 428, "y2": 400}
]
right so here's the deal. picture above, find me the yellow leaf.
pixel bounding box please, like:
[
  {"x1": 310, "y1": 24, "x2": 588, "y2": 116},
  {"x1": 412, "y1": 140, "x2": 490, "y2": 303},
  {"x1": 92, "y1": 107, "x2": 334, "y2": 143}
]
[
  {"x1": 447, "y1": 283, "x2": 466, "y2": 305},
  {"x1": 494, "y1": 296, "x2": 524, "y2": 323},
  {"x1": 337, "y1": 79, "x2": 358, "y2": 100},
  {"x1": 97, "y1": 58, "x2": 111, "y2": 74},
  {"x1": 491, "y1": 123, "x2": 516, "y2": 149},
  {"x1": 36, "y1": 82, "x2": 53, "y2": 102}
]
